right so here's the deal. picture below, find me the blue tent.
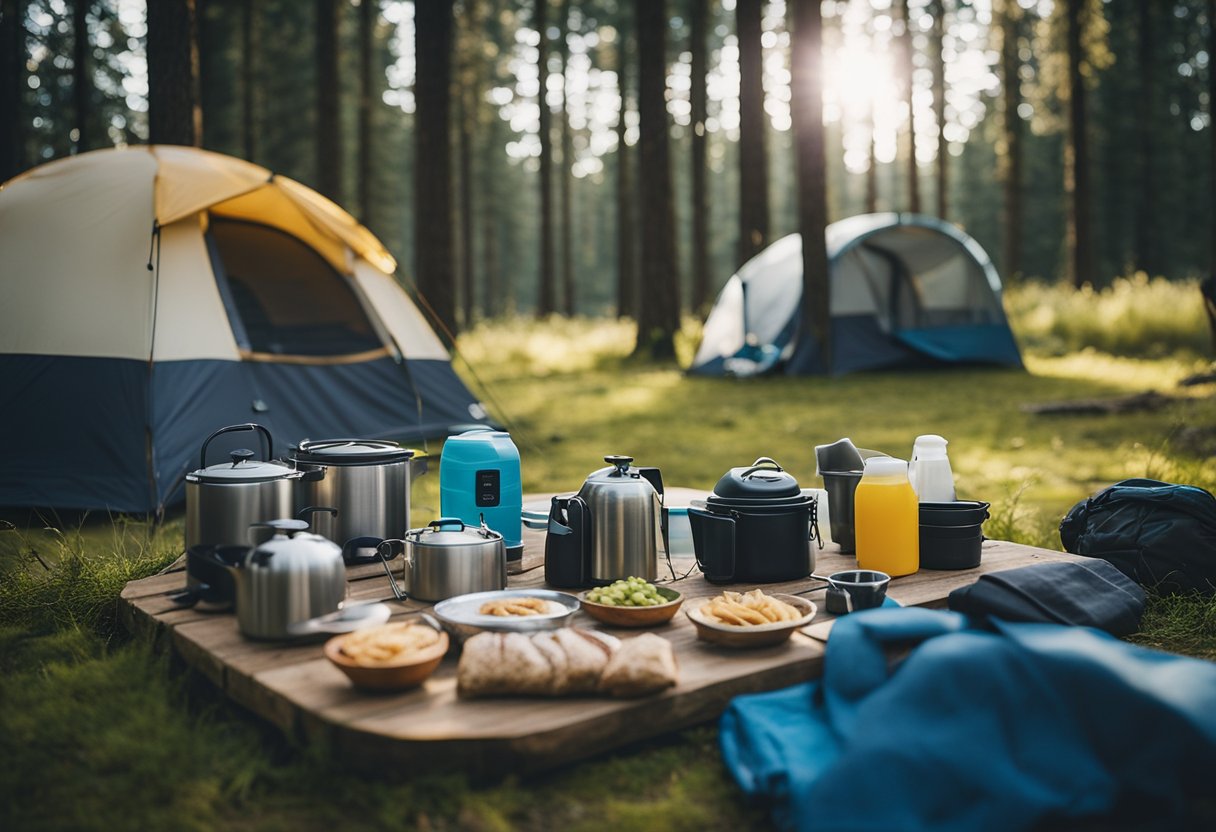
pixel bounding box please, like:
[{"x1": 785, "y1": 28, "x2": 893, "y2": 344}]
[
  {"x1": 690, "y1": 213, "x2": 1024, "y2": 376},
  {"x1": 0, "y1": 147, "x2": 487, "y2": 512}
]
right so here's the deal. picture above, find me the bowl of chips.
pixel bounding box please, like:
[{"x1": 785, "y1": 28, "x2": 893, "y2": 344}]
[
  {"x1": 324, "y1": 619, "x2": 450, "y2": 690},
  {"x1": 685, "y1": 589, "x2": 816, "y2": 648}
]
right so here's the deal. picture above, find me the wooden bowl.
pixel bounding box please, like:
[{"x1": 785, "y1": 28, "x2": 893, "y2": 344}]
[
  {"x1": 578, "y1": 586, "x2": 683, "y2": 628},
  {"x1": 685, "y1": 594, "x2": 817, "y2": 648},
  {"x1": 324, "y1": 623, "x2": 450, "y2": 691}
]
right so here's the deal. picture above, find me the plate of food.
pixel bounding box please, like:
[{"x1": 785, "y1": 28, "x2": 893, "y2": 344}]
[
  {"x1": 579, "y1": 578, "x2": 683, "y2": 628},
  {"x1": 432, "y1": 588, "x2": 581, "y2": 643},
  {"x1": 685, "y1": 589, "x2": 817, "y2": 648},
  {"x1": 324, "y1": 618, "x2": 450, "y2": 690}
]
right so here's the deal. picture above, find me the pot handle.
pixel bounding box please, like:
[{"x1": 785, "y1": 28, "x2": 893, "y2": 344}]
[
  {"x1": 297, "y1": 506, "x2": 338, "y2": 524},
  {"x1": 688, "y1": 507, "x2": 737, "y2": 584},
  {"x1": 740, "y1": 457, "x2": 784, "y2": 477},
  {"x1": 429, "y1": 518, "x2": 466, "y2": 532},
  {"x1": 200, "y1": 423, "x2": 273, "y2": 468},
  {"x1": 375, "y1": 539, "x2": 408, "y2": 601},
  {"x1": 342, "y1": 535, "x2": 389, "y2": 565}
]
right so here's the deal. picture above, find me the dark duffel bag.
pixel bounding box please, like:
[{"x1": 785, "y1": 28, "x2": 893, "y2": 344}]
[{"x1": 1060, "y1": 478, "x2": 1216, "y2": 595}]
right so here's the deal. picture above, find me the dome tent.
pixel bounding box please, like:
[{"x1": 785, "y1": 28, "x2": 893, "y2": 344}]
[
  {"x1": 0, "y1": 146, "x2": 488, "y2": 512},
  {"x1": 690, "y1": 213, "x2": 1024, "y2": 376}
]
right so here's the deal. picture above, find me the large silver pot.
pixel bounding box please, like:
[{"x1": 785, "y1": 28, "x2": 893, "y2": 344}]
[
  {"x1": 185, "y1": 424, "x2": 303, "y2": 552},
  {"x1": 290, "y1": 439, "x2": 427, "y2": 560},
  {"x1": 377, "y1": 517, "x2": 506, "y2": 602}
]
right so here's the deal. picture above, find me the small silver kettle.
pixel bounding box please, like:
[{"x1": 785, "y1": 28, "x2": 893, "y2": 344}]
[
  {"x1": 209, "y1": 519, "x2": 356, "y2": 640},
  {"x1": 576, "y1": 455, "x2": 666, "y2": 583}
]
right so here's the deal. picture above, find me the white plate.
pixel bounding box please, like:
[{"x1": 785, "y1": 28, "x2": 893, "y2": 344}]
[{"x1": 433, "y1": 588, "x2": 581, "y2": 641}]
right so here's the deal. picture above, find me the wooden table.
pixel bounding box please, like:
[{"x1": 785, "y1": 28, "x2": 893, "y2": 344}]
[{"x1": 120, "y1": 514, "x2": 1081, "y2": 779}]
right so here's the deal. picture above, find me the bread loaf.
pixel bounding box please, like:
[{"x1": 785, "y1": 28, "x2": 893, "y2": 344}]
[{"x1": 456, "y1": 629, "x2": 676, "y2": 698}]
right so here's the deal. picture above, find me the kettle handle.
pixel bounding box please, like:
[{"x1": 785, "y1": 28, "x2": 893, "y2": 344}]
[
  {"x1": 297, "y1": 505, "x2": 338, "y2": 524},
  {"x1": 200, "y1": 423, "x2": 273, "y2": 468},
  {"x1": 429, "y1": 518, "x2": 466, "y2": 532},
  {"x1": 342, "y1": 536, "x2": 388, "y2": 565}
]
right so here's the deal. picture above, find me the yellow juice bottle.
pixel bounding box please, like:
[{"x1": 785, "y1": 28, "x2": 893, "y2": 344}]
[{"x1": 853, "y1": 457, "x2": 919, "y2": 577}]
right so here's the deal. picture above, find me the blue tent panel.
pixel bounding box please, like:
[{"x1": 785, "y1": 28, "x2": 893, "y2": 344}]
[{"x1": 896, "y1": 324, "x2": 1024, "y2": 369}]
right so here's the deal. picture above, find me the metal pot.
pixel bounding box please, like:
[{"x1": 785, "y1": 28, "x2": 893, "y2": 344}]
[
  {"x1": 290, "y1": 438, "x2": 428, "y2": 562},
  {"x1": 185, "y1": 424, "x2": 303, "y2": 551},
  {"x1": 689, "y1": 458, "x2": 816, "y2": 584},
  {"x1": 194, "y1": 519, "x2": 368, "y2": 640},
  {"x1": 376, "y1": 517, "x2": 506, "y2": 602}
]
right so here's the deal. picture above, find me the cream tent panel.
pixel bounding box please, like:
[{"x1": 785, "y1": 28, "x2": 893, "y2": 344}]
[
  {"x1": 211, "y1": 184, "x2": 349, "y2": 272},
  {"x1": 151, "y1": 216, "x2": 242, "y2": 362},
  {"x1": 0, "y1": 148, "x2": 156, "y2": 360},
  {"x1": 350, "y1": 260, "x2": 450, "y2": 361},
  {"x1": 152, "y1": 146, "x2": 270, "y2": 225}
]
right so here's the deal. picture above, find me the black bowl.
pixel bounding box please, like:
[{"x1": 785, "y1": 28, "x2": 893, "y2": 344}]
[
  {"x1": 919, "y1": 523, "x2": 982, "y2": 570},
  {"x1": 919, "y1": 501, "x2": 990, "y2": 527}
]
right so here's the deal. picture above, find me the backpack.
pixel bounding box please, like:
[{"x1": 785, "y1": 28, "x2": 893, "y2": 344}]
[{"x1": 1059, "y1": 478, "x2": 1216, "y2": 595}]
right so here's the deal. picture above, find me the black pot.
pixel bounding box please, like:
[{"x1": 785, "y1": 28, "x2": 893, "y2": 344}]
[
  {"x1": 919, "y1": 522, "x2": 983, "y2": 570},
  {"x1": 689, "y1": 458, "x2": 815, "y2": 583},
  {"x1": 919, "y1": 501, "x2": 991, "y2": 526},
  {"x1": 173, "y1": 543, "x2": 249, "y2": 609}
]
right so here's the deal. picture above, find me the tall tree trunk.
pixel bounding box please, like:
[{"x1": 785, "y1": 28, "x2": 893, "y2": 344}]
[
  {"x1": 865, "y1": 100, "x2": 878, "y2": 213},
  {"x1": 897, "y1": 0, "x2": 920, "y2": 213},
  {"x1": 615, "y1": 20, "x2": 635, "y2": 318},
  {"x1": 457, "y1": 0, "x2": 477, "y2": 328},
  {"x1": 0, "y1": 0, "x2": 22, "y2": 181},
  {"x1": 791, "y1": 0, "x2": 830, "y2": 371},
  {"x1": 242, "y1": 0, "x2": 257, "y2": 162},
  {"x1": 481, "y1": 192, "x2": 499, "y2": 318},
  {"x1": 930, "y1": 0, "x2": 946, "y2": 219},
  {"x1": 1000, "y1": 0, "x2": 1023, "y2": 281},
  {"x1": 737, "y1": 0, "x2": 768, "y2": 265},
  {"x1": 414, "y1": 0, "x2": 457, "y2": 341},
  {"x1": 72, "y1": 0, "x2": 90, "y2": 153},
  {"x1": 1065, "y1": 0, "x2": 1093, "y2": 288},
  {"x1": 558, "y1": 0, "x2": 574, "y2": 315},
  {"x1": 147, "y1": 0, "x2": 202, "y2": 146},
  {"x1": 689, "y1": 0, "x2": 709, "y2": 312},
  {"x1": 1209, "y1": 0, "x2": 1216, "y2": 287},
  {"x1": 357, "y1": 0, "x2": 374, "y2": 221},
  {"x1": 536, "y1": 0, "x2": 556, "y2": 316},
  {"x1": 633, "y1": 0, "x2": 679, "y2": 358},
  {"x1": 315, "y1": 0, "x2": 342, "y2": 203},
  {"x1": 1134, "y1": 0, "x2": 1157, "y2": 276}
]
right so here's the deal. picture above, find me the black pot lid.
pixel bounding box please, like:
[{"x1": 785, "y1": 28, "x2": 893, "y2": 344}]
[
  {"x1": 187, "y1": 450, "x2": 301, "y2": 484},
  {"x1": 711, "y1": 457, "x2": 802, "y2": 501},
  {"x1": 292, "y1": 438, "x2": 415, "y2": 465}
]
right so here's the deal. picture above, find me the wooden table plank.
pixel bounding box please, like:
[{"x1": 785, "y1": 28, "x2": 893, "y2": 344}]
[{"x1": 120, "y1": 514, "x2": 1083, "y2": 777}]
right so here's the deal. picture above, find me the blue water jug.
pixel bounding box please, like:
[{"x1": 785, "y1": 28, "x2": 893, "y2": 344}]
[{"x1": 439, "y1": 428, "x2": 523, "y2": 561}]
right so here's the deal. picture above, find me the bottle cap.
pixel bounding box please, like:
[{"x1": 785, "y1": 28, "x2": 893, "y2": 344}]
[{"x1": 863, "y1": 456, "x2": 908, "y2": 478}]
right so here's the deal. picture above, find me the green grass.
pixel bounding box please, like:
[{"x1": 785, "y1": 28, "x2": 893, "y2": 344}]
[{"x1": 2, "y1": 299, "x2": 1215, "y2": 830}]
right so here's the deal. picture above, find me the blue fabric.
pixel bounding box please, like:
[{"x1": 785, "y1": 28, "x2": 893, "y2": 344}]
[
  {"x1": 896, "y1": 323, "x2": 1024, "y2": 368},
  {"x1": 0, "y1": 353, "x2": 484, "y2": 512},
  {"x1": 720, "y1": 607, "x2": 1216, "y2": 832}
]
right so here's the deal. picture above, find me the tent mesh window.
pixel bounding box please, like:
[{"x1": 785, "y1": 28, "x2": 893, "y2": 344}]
[{"x1": 207, "y1": 218, "x2": 382, "y2": 357}]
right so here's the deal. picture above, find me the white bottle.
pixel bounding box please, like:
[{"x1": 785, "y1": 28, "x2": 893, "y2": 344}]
[{"x1": 909, "y1": 434, "x2": 956, "y2": 502}]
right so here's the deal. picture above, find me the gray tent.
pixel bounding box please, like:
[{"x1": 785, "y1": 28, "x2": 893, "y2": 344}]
[{"x1": 690, "y1": 213, "x2": 1023, "y2": 376}]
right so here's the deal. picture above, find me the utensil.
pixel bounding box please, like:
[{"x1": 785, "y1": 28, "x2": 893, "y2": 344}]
[
  {"x1": 431, "y1": 588, "x2": 581, "y2": 643},
  {"x1": 172, "y1": 543, "x2": 249, "y2": 610},
  {"x1": 577, "y1": 586, "x2": 683, "y2": 628},
  {"x1": 184, "y1": 423, "x2": 303, "y2": 552},
  {"x1": 544, "y1": 455, "x2": 666, "y2": 587},
  {"x1": 376, "y1": 517, "x2": 507, "y2": 603},
  {"x1": 290, "y1": 438, "x2": 428, "y2": 563},
  {"x1": 286, "y1": 602, "x2": 393, "y2": 637},
  {"x1": 439, "y1": 428, "x2": 524, "y2": 563},
  {"x1": 817, "y1": 569, "x2": 891, "y2": 615},
  {"x1": 814, "y1": 437, "x2": 864, "y2": 475},
  {"x1": 685, "y1": 594, "x2": 817, "y2": 648},
  {"x1": 688, "y1": 458, "x2": 816, "y2": 584},
  {"x1": 324, "y1": 625, "x2": 450, "y2": 690}
]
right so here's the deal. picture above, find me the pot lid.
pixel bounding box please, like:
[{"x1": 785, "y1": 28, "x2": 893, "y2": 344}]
[
  {"x1": 292, "y1": 438, "x2": 415, "y2": 465},
  {"x1": 249, "y1": 520, "x2": 342, "y2": 567},
  {"x1": 711, "y1": 457, "x2": 801, "y2": 500},
  {"x1": 405, "y1": 517, "x2": 503, "y2": 547},
  {"x1": 187, "y1": 449, "x2": 301, "y2": 484}
]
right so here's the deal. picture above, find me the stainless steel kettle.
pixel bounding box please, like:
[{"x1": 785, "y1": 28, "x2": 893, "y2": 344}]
[
  {"x1": 545, "y1": 455, "x2": 665, "y2": 586},
  {"x1": 199, "y1": 519, "x2": 367, "y2": 640}
]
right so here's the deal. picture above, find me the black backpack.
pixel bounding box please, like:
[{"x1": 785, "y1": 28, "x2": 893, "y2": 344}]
[{"x1": 1060, "y1": 478, "x2": 1216, "y2": 595}]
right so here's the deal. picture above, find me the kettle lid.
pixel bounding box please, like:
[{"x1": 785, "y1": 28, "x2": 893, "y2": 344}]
[
  {"x1": 712, "y1": 458, "x2": 801, "y2": 500},
  {"x1": 292, "y1": 438, "x2": 415, "y2": 465},
  {"x1": 187, "y1": 450, "x2": 301, "y2": 484},
  {"x1": 248, "y1": 519, "x2": 341, "y2": 566}
]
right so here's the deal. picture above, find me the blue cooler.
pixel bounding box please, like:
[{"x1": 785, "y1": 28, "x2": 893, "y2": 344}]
[{"x1": 439, "y1": 429, "x2": 523, "y2": 561}]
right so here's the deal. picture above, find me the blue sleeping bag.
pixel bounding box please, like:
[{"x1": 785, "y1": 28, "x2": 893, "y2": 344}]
[{"x1": 720, "y1": 608, "x2": 1216, "y2": 832}]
